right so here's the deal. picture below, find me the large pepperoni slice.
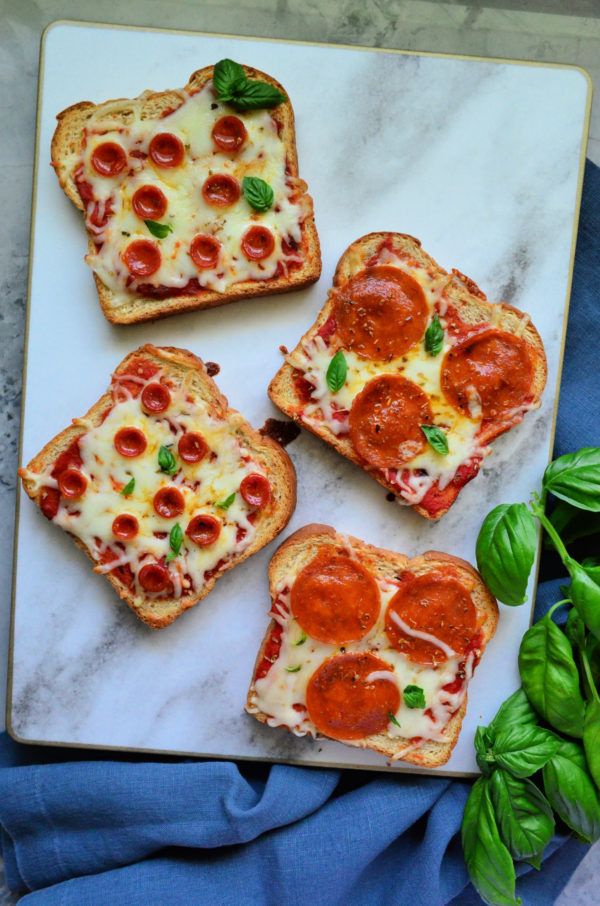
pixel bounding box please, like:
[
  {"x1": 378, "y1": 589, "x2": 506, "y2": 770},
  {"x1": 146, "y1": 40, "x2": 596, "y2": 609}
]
[
  {"x1": 148, "y1": 133, "x2": 185, "y2": 168},
  {"x1": 306, "y1": 652, "x2": 400, "y2": 740},
  {"x1": 178, "y1": 432, "x2": 209, "y2": 464},
  {"x1": 114, "y1": 427, "x2": 147, "y2": 458},
  {"x1": 132, "y1": 185, "x2": 168, "y2": 220},
  {"x1": 333, "y1": 266, "x2": 429, "y2": 360},
  {"x1": 58, "y1": 469, "x2": 87, "y2": 499},
  {"x1": 241, "y1": 226, "x2": 275, "y2": 261},
  {"x1": 190, "y1": 235, "x2": 221, "y2": 269},
  {"x1": 349, "y1": 374, "x2": 432, "y2": 469},
  {"x1": 240, "y1": 473, "x2": 270, "y2": 510},
  {"x1": 291, "y1": 550, "x2": 380, "y2": 644},
  {"x1": 141, "y1": 382, "x2": 171, "y2": 414},
  {"x1": 123, "y1": 240, "x2": 161, "y2": 278},
  {"x1": 441, "y1": 328, "x2": 534, "y2": 423},
  {"x1": 212, "y1": 116, "x2": 247, "y2": 152},
  {"x1": 90, "y1": 142, "x2": 127, "y2": 177},
  {"x1": 138, "y1": 562, "x2": 171, "y2": 593},
  {"x1": 186, "y1": 514, "x2": 221, "y2": 547},
  {"x1": 202, "y1": 174, "x2": 240, "y2": 207},
  {"x1": 385, "y1": 570, "x2": 477, "y2": 666},
  {"x1": 153, "y1": 487, "x2": 185, "y2": 519}
]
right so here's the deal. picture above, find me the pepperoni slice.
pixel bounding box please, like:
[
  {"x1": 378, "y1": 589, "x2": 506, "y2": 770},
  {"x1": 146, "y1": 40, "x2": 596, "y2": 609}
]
[
  {"x1": 211, "y1": 116, "x2": 247, "y2": 152},
  {"x1": 333, "y1": 266, "x2": 429, "y2": 361},
  {"x1": 441, "y1": 328, "x2": 534, "y2": 423},
  {"x1": 186, "y1": 514, "x2": 221, "y2": 547},
  {"x1": 57, "y1": 468, "x2": 87, "y2": 499},
  {"x1": 141, "y1": 382, "x2": 171, "y2": 414},
  {"x1": 153, "y1": 487, "x2": 185, "y2": 519},
  {"x1": 202, "y1": 174, "x2": 240, "y2": 207},
  {"x1": 240, "y1": 473, "x2": 270, "y2": 510},
  {"x1": 138, "y1": 562, "x2": 170, "y2": 593},
  {"x1": 90, "y1": 142, "x2": 127, "y2": 177},
  {"x1": 241, "y1": 226, "x2": 275, "y2": 261},
  {"x1": 290, "y1": 550, "x2": 380, "y2": 644},
  {"x1": 385, "y1": 571, "x2": 477, "y2": 666},
  {"x1": 40, "y1": 487, "x2": 60, "y2": 520},
  {"x1": 123, "y1": 240, "x2": 161, "y2": 278},
  {"x1": 132, "y1": 185, "x2": 168, "y2": 220},
  {"x1": 114, "y1": 427, "x2": 147, "y2": 458},
  {"x1": 178, "y1": 432, "x2": 209, "y2": 464},
  {"x1": 190, "y1": 234, "x2": 221, "y2": 269},
  {"x1": 112, "y1": 513, "x2": 139, "y2": 540},
  {"x1": 349, "y1": 374, "x2": 432, "y2": 469},
  {"x1": 306, "y1": 652, "x2": 400, "y2": 741},
  {"x1": 148, "y1": 133, "x2": 185, "y2": 168}
]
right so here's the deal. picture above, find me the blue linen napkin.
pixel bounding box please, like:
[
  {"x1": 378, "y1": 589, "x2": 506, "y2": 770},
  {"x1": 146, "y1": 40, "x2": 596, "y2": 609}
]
[{"x1": 1, "y1": 159, "x2": 598, "y2": 906}]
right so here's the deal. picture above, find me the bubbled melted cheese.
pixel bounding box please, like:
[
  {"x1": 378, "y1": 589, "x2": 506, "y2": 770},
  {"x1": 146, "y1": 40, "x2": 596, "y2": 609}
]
[{"x1": 72, "y1": 82, "x2": 308, "y2": 307}]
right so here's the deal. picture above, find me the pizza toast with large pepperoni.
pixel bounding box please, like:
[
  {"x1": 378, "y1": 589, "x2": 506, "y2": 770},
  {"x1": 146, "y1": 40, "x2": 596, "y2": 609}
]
[
  {"x1": 51, "y1": 61, "x2": 321, "y2": 324},
  {"x1": 269, "y1": 232, "x2": 547, "y2": 520},
  {"x1": 19, "y1": 345, "x2": 296, "y2": 628},
  {"x1": 246, "y1": 524, "x2": 498, "y2": 767}
]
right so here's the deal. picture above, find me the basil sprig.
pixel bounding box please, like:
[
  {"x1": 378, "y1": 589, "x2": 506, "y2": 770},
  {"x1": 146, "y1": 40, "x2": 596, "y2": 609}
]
[
  {"x1": 543, "y1": 447, "x2": 600, "y2": 510},
  {"x1": 166, "y1": 523, "x2": 183, "y2": 562},
  {"x1": 145, "y1": 220, "x2": 173, "y2": 239},
  {"x1": 403, "y1": 685, "x2": 426, "y2": 709},
  {"x1": 121, "y1": 477, "x2": 135, "y2": 496},
  {"x1": 326, "y1": 350, "x2": 347, "y2": 394},
  {"x1": 420, "y1": 424, "x2": 449, "y2": 456},
  {"x1": 476, "y1": 503, "x2": 537, "y2": 606},
  {"x1": 462, "y1": 778, "x2": 520, "y2": 906},
  {"x1": 242, "y1": 176, "x2": 274, "y2": 212},
  {"x1": 158, "y1": 445, "x2": 178, "y2": 476},
  {"x1": 213, "y1": 59, "x2": 286, "y2": 110},
  {"x1": 424, "y1": 314, "x2": 444, "y2": 356}
]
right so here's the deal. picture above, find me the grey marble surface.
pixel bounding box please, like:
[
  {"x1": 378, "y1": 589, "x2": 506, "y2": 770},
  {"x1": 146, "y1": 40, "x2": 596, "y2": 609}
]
[{"x1": 1, "y1": 1, "x2": 600, "y2": 903}]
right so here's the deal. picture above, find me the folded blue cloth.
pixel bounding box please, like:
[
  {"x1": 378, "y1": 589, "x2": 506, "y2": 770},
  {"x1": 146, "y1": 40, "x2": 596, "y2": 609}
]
[{"x1": 1, "y1": 159, "x2": 598, "y2": 906}]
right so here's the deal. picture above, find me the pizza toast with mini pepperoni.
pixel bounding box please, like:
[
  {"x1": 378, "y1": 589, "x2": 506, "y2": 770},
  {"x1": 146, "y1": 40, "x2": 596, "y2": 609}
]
[
  {"x1": 19, "y1": 345, "x2": 296, "y2": 628},
  {"x1": 269, "y1": 232, "x2": 547, "y2": 520},
  {"x1": 51, "y1": 61, "x2": 321, "y2": 324},
  {"x1": 246, "y1": 524, "x2": 498, "y2": 767}
]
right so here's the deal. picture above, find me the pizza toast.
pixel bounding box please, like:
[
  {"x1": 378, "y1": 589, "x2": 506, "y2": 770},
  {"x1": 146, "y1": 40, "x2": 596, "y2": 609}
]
[
  {"x1": 51, "y1": 61, "x2": 321, "y2": 324},
  {"x1": 19, "y1": 345, "x2": 296, "y2": 628},
  {"x1": 246, "y1": 524, "x2": 498, "y2": 767},
  {"x1": 269, "y1": 232, "x2": 547, "y2": 520}
]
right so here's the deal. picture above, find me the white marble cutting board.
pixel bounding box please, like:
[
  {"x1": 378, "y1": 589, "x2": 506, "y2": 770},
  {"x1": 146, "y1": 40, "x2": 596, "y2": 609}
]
[{"x1": 9, "y1": 21, "x2": 590, "y2": 775}]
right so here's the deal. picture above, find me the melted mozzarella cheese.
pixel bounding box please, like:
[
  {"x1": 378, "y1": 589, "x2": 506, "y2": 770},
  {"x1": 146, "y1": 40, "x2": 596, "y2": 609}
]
[{"x1": 70, "y1": 82, "x2": 308, "y2": 307}]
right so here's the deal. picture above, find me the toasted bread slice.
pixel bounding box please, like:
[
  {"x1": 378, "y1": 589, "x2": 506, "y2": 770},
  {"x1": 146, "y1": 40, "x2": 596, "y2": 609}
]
[
  {"x1": 246, "y1": 524, "x2": 498, "y2": 768},
  {"x1": 51, "y1": 64, "x2": 321, "y2": 324},
  {"x1": 269, "y1": 232, "x2": 547, "y2": 520},
  {"x1": 19, "y1": 345, "x2": 296, "y2": 628}
]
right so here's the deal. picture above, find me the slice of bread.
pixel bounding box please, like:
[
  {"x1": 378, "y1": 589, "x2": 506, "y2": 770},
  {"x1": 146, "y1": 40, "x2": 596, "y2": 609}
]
[
  {"x1": 51, "y1": 64, "x2": 321, "y2": 324},
  {"x1": 269, "y1": 232, "x2": 547, "y2": 520},
  {"x1": 19, "y1": 344, "x2": 296, "y2": 628},
  {"x1": 246, "y1": 524, "x2": 498, "y2": 768}
]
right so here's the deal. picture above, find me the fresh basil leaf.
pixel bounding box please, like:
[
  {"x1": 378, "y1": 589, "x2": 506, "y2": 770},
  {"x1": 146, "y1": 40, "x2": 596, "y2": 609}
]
[
  {"x1": 461, "y1": 777, "x2": 520, "y2": 906},
  {"x1": 229, "y1": 79, "x2": 286, "y2": 110},
  {"x1": 476, "y1": 503, "x2": 537, "y2": 606},
  {"x1": 518, "y1": 613, "x2": 585, "y2": 738},
  {"x1": 420, "y1": 425, "x2": 449, "y2": 456},
  {"x1": 567, "y1": 557, "x2": 600, "y2": 641},
  {"x1": 121, "y1": 477, "x2": 135, "y2": 496},
  {"x1": 489, "y1": 771, "x2": 554, "y2": 863},
  {"x1": 548, "y1": 499, "x2": 600, "y2": 546},
  {"x1": 491, "y1": 724, "x2": 559, "y2": 778},
  {"x1": 158, "y1": 445, "x2": 178, "y2": 476},
  {"x1": 475, "y1": 725, "x2": 495, "y2": 776},
  {"x1": 326, "y1": 350, "x2": 347, "y2": 394},
  {"x1": 543, "y1": 447, "x2": 600, "y2": 511},
  {"x1": 424, "y1": 314, "x2": 444, "y2": 356},
  {"x1": 584, "y1": 697, "x2": 600, "y2": 790},
  {"x1": 165, "y1": 523, "x2": 183, "y2": 563},
  {"x1": 565, "y1": 607, "x2": 586, "y2": 653},
  {"x1": 216, "y1": 492, "x2": 236, "y2": 510},
  {"x1": 388, "y1": 711, "x2": 401, "y2": 728},
  {"x1": 542, "y1": 739, "x2": 600, "y2": 843},
  {"x1": 145, "y1": 219, "x2": 173, "y2": 239},
  {"x1": 487, "y1": 688, "x2": 539, "y2": 739},
  {"x1": 294, "y1": 632, "x2": 307, "y2": 646},
  {"x1": 285, "y1": 664, "x2": 301, "y2": 673},
  {"x1": 403, "y1": 685, "x2": 426, "y2": 709},
  {"x1": 242, "y1": 176, "x2": 274, "y2": 212},
  {"x1": 213, "y1": 58, "x2": 247, "y2": 101}
]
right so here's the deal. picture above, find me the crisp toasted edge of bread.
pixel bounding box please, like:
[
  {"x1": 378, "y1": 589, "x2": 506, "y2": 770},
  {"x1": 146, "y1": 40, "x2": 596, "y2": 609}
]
[
  {"x1": 18, "y1": 344, "x2": 297, "y2": 628},
  {"x1": 245, "y1": 523, "x2": 498, "y2": 768},
  {"x1": 51, "y1": 65, "x2": 322, "y2": 324},
  {"x1": 268, "y1": 232, "x2": 548, "y2": 520}
]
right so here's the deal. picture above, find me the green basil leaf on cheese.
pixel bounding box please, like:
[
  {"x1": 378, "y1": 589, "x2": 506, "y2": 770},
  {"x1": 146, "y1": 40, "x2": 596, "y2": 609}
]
[
  {"x1": 388, "y1": 711, "x2": 401, "y2": 728},
  {"x1": 424, "y1": 314, "x2": 444, "y2": 356},
  {"x1": 158, "y1": 445, "x2": 178, "y2": 476},
  {"x1": 121, "y1": 477, "x2": 135, "y2": 496},
  {"x1": 213, "y1": 59, "x2": 247, "y2": 101},
  {"x1": 326, "y1": 350, "x2": 347, "y2": 394},
  {"x1": 216, "y1": 492, "x2": 236, "y2": 510},
  {"x1": 166, "y1": 523, "x2": 183, "y2": 562},
  {"x1": 285, "y1": 665, "x2": 301, "y2": 673},
  {"x1": 420, "y1": 425, "x2": 449, "y2": 456},
  {"x1": 242, "y1": 176, "x2": 274, "y2": 212},
  {"x1": 403, "y1": 685, "x2": 426, "y2": 709},
  {"x1": 145, "y1": 219, "x2": 173, "y2": 239},
  {"x1": 294, "y1": 632, "x2": 307, "y2": 646}
]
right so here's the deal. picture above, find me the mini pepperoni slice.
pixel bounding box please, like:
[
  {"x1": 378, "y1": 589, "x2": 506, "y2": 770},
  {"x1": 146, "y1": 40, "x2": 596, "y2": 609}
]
[
  {"x1": 90, "y1": 142, "x2": 127, "y2": 177},
  {"x1": 202, "y1": 174, "x2": 240, "y2": 207},
  {"x1": 190, "y1": 234, "x2": 221, "y2": 269},
  {"x1": 211, "y1": 115, "x2": 247, "y2": 152},
  {"x1": 241, "y1": 226, "x2": 275, "y2": 261},
  {"x1": 385, "y1": 571, "x2": 477, "y2": 666},
  {"x1": 112, "y1": 513, "x2": 139, "y2": 540},
  {"x1": 153, "y1": 487, "x2": 185, "y2": 519},
  {"x1": 148, "y1": 132, "x2": 185, "y2": 168},
  {"x1": 291, "y1": 550, "x2": 380, "y2": 644},
  {"x1": 333, "y1": 266, "x2": 429, "y2": 361},
  {"x1": 114, "y1": 427, "x2": 147, "y2": 458},
  {"x1": 57, "y1": 468, "x2": 87, "y2": 499},
  {"x1": 178, "y1": 432, "x2": 209, "y2": 464},
  {"x1": 132, "y1": 185, "x2": 168, "y2": 220},
  {"x1": 240, "y1": 473, "x2": 271, "y2": 510},
  {"x1": 441, "y1": 328, "x2": 534, "y2": 423},
  {"x1": 123, "y1": 240, "x2": 161, "y2": 278},
  {"x1": 349, "y1": 374, "x2": 432, "y2": 469},
  {"x1": 306, "y1": 652, "x2": 400, "y2": 741},
  {"x1": 138, "y1": 562, "x2": 170, "y2": 593},
  {"x1": 186, "y1": 514, "x2": 221, "y2": 547},
  {"x1": 41, "y1": 487, "x2": 60, "y2": 520},
  {"x1": 141, "y1": 382, "x2": 171, "y2": 414}
]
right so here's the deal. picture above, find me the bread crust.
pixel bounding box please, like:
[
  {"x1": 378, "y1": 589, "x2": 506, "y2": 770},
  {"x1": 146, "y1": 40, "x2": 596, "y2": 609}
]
[
  {"x1": 246, "y1": 523, "x2": 498, "y2": 768},
  {"x1": 269, "y1": 232, "x2": 547, "y2": 520},
  {"x1": 19, "y1": 344, "x2": 297, "y2": 628},
  {"x1": 51, "y1": 65, "x2": 321, "y2": 325}
]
